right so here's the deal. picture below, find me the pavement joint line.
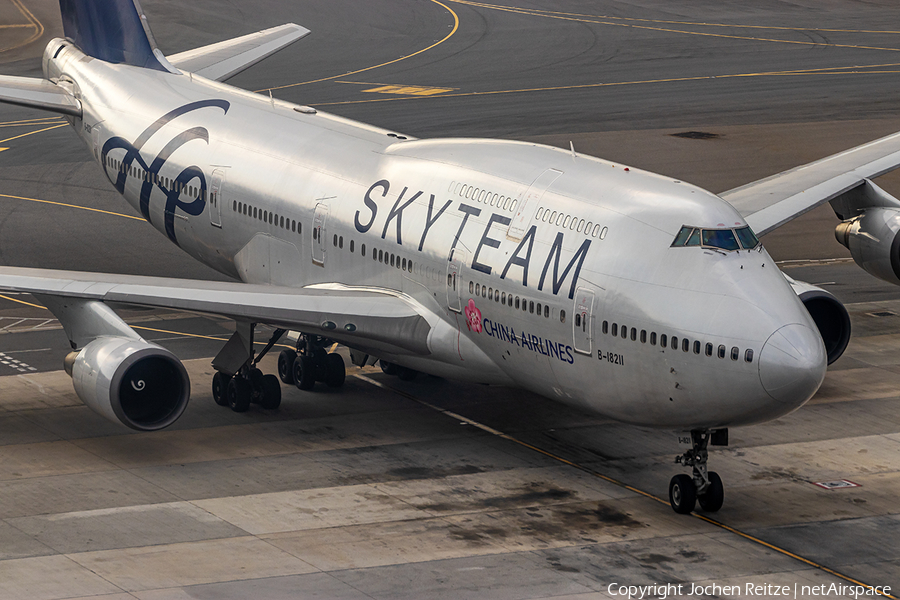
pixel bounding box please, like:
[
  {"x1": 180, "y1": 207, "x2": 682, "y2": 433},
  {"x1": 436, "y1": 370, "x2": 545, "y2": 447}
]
[
  {"x1": 258, "y1": 0, "x2": 459, "y2": 93},
  {"x1": 353, "y1": 373, "x2": 896, "y2": 598},
  {"x1": 450, "y1": 0, "x2": 900, "y2": 52},
  {"x1": 451, "y1": 1, "x2": 900, "y2": 35}
]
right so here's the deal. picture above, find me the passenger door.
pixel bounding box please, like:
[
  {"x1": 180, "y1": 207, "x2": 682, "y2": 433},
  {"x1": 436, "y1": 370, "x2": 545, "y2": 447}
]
[
  {"x1": 208, "y1": 169, "x2": 225, "y2": 228},
  {"x1": 573, "y1": 287, "x2": 594, "y2": 355},
  {"x1": 312, "y1": 203, "x2": 328, "y2": 266},
  {"x1": 447, "y1": 248, "x2": 465, "y2": 313}
]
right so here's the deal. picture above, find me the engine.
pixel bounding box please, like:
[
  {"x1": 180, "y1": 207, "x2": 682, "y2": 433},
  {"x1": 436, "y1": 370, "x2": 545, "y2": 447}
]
[
  {"x1": 66, "y1": 336, "x2": 190, "y2": 431},
  {"x1": 835, "y1": 207, "x2": 900, "y2": 286},
  {"x1": 784, "y1": 276, "x2": 851, "y2": 365}
]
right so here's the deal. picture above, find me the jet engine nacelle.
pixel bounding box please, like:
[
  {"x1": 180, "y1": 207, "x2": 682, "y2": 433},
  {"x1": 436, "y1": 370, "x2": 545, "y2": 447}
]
[
  {"x1": 69, "y1": 337, "x2": 190, "y2": 431},
  {"x1": 784, "y1": 276, "x2": 851, "y2": 365},
  {"x1": 835, "y1": 207, "x2": 900, "y2": 286}
]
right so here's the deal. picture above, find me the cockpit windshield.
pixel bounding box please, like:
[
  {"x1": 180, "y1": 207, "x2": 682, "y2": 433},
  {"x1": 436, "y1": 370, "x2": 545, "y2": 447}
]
[{"x1": 671, "y1": 225, "x2": 759, "y2": 251}]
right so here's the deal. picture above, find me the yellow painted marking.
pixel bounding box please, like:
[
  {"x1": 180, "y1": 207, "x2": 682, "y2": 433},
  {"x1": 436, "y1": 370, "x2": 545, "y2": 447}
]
[
  {"x1": 0, "y1": 24, "x2": 32, "y2": 29},
  {"x1": 355, "y1": 373, "x2": 897, "y2": 600},
  {"x1": 0, "y1": 294, "x2": 45, "y2": 309},
  {"x1": 0, "y1": 116, "x2": 64, "y2": 126},
  {"x1": 0, "y1": 123, "x2": 68, "y2": 145},
  {"x1": 455, "y1": 1, "x2": 900, "y2": 35},
  {"x1": 0, "y1": 148, "x2": 7, "y2": 153},
  {"x1": 0, "y1": 193, "x2": 144, "y2": 221},
  {"x1": 0, "y1": 121, "x2": 65, "y2": 129},
  {"x1": 449, "y1": 0, "x2": 900, "y2": 53},
  {"x1": 363, "y1": 84, "x2": 455, "y2": 96},
  {"x1": 259, "y1": 0, "x2": 459, "y2": 93},
  {"x1": 0, "y1": 0, "x2": 44, "y2": 53}
]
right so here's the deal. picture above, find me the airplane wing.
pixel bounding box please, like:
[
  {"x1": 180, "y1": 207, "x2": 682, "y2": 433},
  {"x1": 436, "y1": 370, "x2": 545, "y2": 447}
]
[
  {"x1": 720, "y1": 130, "x2": 900, "y2": 236},
  {"x1": 168, "y1": 24, "x2": 310, "y2": 82},
  {"x1": 0, "y1": 267, "x2": 430, "y2": 356}
]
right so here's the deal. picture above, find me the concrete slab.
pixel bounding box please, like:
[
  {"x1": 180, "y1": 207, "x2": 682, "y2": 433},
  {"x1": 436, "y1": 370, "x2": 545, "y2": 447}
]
[
  {"x1": 0, "y1": 470, "x2": 179, "y2": 520},
  {"x1": 0, "y1": 520, "x2": 54, "y2": 561},
  {"x1": 330, "y1": 551, "x2": 599, "y2": 600},
  {"x1": 0, "y1": 440, "x2": 116, "y2": 481},
  {"x1": 193, "y1": 483, "x2": 430, "y2": 535},
  {"x1": 68, "y1": 536, "x2": 318, "y2": 592},
  {"x1": 264, "y1": 516, "x2": 511, "y2": 571},
  {"x1": 7, "y1": 501, "x2": 248, "y2": 554},
  {"x1": 71, "y1": 424, "x2": 294, "y2": 469},
  {"x1": 0, "y1": 555, "x2": 122, "y2": 600},
  {"x1": 132, "y1": 573, "x2": 376, "y2": 600},
  {"x1": 371, "y1": 466, "x2": 633, "y2": 516}
]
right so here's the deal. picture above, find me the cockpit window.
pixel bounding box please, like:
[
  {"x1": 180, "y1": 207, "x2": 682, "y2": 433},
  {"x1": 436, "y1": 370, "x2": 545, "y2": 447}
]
[
  {"x1": 672, "y1": 224, "x2": 758, "y2": 252},
  {"x1": 735, "y1": 226, "x2": 759, "y2": 249},
  {"x1": 701, "y1": 228, "x2": 739, "y2": 251},
  {"x1": 672, "y1": 227, "x2": 692, "y2": 246}
]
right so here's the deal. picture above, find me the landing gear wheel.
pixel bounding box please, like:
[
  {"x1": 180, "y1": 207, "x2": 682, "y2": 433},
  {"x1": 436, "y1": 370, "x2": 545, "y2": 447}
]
[
  {"x1": 397, "y1": 367, "x2": 418, "y2": 381},
  {"x1": 278, "y1": 350, "x2": 297, "y2": 384},
  {"x1": 259, "y1": 374, "x2": 282, "y2": 409},
  {"x1": 227, "y1": 376, "x2": 251, "y2": 413},
  {"x1": 380, "y1": 360, "x2": 399, "y2": 375},
  {"x1": 212, "y1": 371, "x2": 231, "y2": 406},
  {"x1": 325, "y1": 353, "x2": 346, "y2": 388},
  {"x1": 293, "y1": 355, "x2": 316, "y2": 390},
  {"x1": 697, "y1": 471, "x2": 724, "y2": 512},
  {"x1": 669, "y1": 474, "x2": 697, "y2": 514}
]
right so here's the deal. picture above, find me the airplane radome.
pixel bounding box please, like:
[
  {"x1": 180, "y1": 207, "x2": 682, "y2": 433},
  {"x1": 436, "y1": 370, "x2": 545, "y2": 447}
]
[{"x1": 8, "y1": 0, "x2": 900, "y2": 514}]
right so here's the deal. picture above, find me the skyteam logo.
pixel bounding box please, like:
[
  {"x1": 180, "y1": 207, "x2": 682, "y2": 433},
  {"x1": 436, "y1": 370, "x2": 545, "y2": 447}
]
[{"x1": 101, "y1": 99, "x2": 230, "y2": 245}]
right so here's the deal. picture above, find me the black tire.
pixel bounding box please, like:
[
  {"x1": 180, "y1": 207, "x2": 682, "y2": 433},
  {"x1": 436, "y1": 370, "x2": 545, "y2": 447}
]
[
  {"x1": 669, "y1": 474, "x2": 697, "y2": 514},
  {"x1": 698, "y1": 471, "x2": 724, "y2": 512},
  {"x1": 259, "y1": 374, "x2": 282, "y2": 409},
  {"x1": 278, "y1": 350, "x2": 297, "y2": 384},
  {"x1": 397, "y1": 367, "x2": 418, "y2": 381},
  {"x1": 325, "y1": 353, "x2": 346, "y2": 388},
  {"x1": 212, "y1": 371, "x2": 231, "y2": 406},
  {"x1": 293, "y1": 355, "x2": 316, "y2": 390},
  {"x1": 380, "y1": 360, "x2": 399, "y2": 375},
  {"x1": 227, "y1": 376, "x2": 251, "y2": 413},
  {"x1": 248, "y1": 367, "x2": 264, "y2": 388}
]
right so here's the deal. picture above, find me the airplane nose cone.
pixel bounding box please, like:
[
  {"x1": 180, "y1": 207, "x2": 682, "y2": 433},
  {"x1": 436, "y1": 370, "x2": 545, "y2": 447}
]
[{"x1": 759, "y1": 324, "x2": 827, "y2": 405}]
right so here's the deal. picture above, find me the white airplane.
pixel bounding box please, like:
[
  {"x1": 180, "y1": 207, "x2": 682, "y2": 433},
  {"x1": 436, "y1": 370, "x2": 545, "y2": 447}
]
[{"x1": 0, "y1": 0, "x2": 897, "y2": 514}]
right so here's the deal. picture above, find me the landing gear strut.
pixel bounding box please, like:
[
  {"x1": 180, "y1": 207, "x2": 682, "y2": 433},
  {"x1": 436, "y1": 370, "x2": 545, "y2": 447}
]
[
  {"x1": 277, "y1": 334, "x2": 346, "y2": 391},
  {"x1": 669, "y1": 429, "x2": 726, "y2": 514},
  {"x1": 210, "y1": 323, "x2": 284, "y2": 412}
]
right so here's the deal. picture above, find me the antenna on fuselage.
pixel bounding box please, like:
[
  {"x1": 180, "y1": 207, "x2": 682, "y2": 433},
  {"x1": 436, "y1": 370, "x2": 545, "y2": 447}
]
[{"x1": 569, "y1": 141, "x2": 576, "y2": 159}]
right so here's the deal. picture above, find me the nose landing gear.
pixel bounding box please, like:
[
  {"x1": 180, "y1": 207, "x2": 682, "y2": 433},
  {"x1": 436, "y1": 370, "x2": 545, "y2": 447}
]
[{"x1": 669, "y1": 429, "x2": 726, "y2": 514}]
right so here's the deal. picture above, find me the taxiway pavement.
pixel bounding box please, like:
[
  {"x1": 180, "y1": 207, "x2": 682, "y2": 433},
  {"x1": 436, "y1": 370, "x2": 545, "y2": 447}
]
[{"x1": 1, "y1": 1, "x2": 899, "y2": 598}]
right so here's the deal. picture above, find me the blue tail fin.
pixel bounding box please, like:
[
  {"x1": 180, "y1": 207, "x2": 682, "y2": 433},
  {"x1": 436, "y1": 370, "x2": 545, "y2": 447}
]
[{"x1": 59, "y1": 0, "x2": 170, "y2": 71}]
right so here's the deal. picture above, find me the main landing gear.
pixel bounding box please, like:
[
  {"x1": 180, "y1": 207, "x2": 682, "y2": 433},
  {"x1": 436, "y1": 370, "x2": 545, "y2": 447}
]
[
  {"x1": 669, "y1": 429, "x2": 727, "y2": 514},
  {"x1": 276, "y1": 333, "x2": 346, "y2": 391},
  {"x1": 211, "y1": 324, "x2": 286, "y2": 413}
]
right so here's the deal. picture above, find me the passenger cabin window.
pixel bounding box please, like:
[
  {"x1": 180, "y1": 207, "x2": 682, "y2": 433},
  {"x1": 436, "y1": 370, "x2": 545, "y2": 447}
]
[
  {"x1": 650, "y1": 332, "x2": 657, "y2": 345},
  {"x1": 745, "y1": 349, "x2": 754, "y2": 363},
  {"x1": 718, "y1": 344, "x2": 726, "y2": 359},
  {"x1": 731, "y1": 346, "x2": 739, "y2": 361}
]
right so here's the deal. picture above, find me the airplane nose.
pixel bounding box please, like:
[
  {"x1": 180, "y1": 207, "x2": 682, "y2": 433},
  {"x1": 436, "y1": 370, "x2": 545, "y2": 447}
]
[{"x1": 759, "y1": 324, "x2": 827, "y2": 405}]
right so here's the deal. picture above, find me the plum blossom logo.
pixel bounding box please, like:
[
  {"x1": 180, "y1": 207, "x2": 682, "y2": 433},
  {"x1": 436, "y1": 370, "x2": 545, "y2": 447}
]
[{"x1": 465, "y1": 299, "x2": 482, "y2": 333}]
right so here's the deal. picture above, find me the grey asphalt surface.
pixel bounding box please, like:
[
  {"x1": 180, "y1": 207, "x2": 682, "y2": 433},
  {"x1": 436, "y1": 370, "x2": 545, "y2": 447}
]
[{"x1": 2, "y1": 1, "x2": 900, "y2": 598}]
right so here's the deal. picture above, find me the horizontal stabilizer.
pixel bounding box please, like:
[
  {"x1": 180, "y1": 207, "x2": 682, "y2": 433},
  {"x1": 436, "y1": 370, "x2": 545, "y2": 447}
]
[
  {"x1": 0, "y1": 267, "x2": 431, "y2": 356},
  {"x1": 722, "y1": 130, "x2": 900, "y2": 236},
  {"x1": 0, "y1": 75, "x2": 82, "y2": 117},
  {"x1": 168, "y1": 23, "x2": 310, "y2": 82}
]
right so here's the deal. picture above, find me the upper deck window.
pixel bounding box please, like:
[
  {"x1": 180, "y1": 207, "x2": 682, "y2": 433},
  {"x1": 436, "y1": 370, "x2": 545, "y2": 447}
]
[{"x1": 671, "y1": 225, "x2": 759, "y2": 252}]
